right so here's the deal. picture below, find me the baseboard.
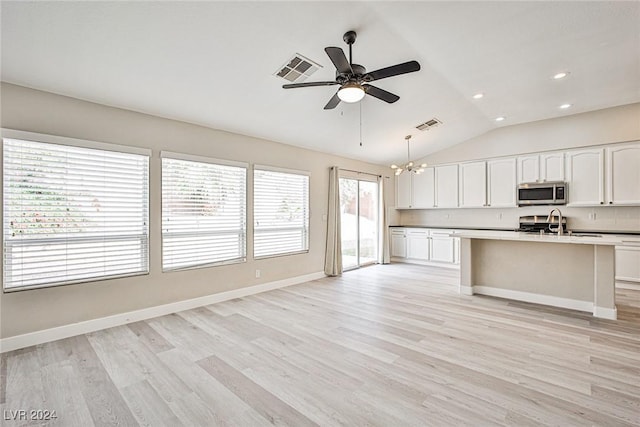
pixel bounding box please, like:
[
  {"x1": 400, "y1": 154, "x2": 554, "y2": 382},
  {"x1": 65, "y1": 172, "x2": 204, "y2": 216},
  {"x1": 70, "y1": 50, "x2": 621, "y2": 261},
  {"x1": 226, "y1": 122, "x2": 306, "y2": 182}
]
[
  {"x1": 593, "y1": 306, "x2": 617, "y2": 320},
  {"x1": 0, "y1": 271, "x2": 326, "y2": 353},
  {"x1": 391, "y1": 258, "x2": 460, "y2": 270},
  {"x1": 471, "y1": 285, "x2": 594, "y2": 313},
  {"x1": 616, "y1": 281, "x2": 640, "y2": 291}
]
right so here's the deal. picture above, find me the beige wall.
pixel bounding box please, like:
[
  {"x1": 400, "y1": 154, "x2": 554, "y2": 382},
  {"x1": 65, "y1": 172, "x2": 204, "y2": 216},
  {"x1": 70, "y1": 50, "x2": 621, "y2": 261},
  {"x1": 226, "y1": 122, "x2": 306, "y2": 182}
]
[
  {"x1": 400, "y1": 103, "x2": 640, "y2": 232},
  {"x1": 0, "y1": 83, "x2": 393, "y2": 338}
]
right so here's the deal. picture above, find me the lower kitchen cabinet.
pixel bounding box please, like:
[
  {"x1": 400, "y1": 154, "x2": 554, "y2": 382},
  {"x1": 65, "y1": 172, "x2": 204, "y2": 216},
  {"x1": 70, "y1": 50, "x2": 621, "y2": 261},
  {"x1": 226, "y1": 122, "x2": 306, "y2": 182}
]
[
  {"x1": 390, "y1": 227, "x2": 459, "y2": 269},
  {"x1": 430, "y1": 230, "x2": 456, "y2": 263},
  {"x1": 616, "y1": 245, "x2": 640, "y2": 286},
  {"x1": 407, "y1": 229, "x2": 429, "y2": 261},
  {"x1": 390, "y1": 228, "x2": 407, "y2": 258}
]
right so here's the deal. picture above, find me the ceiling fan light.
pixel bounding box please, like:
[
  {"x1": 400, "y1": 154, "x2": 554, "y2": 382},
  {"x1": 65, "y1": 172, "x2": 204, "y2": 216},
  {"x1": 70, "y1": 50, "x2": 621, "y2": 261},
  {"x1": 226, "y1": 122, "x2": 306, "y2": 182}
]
[
  {"x1": 338, "y1": 82, "x2": 365, "y2": 103},
  {"x1": 395, "y1": 169, "x2": 403, "y2": 176},
  {"x1": 408, "y1": 161, "x2": 414, "y2": 167},
  {"x1": 391, "y1": 164, "x2": 398, "y2": 169},
  {"x1": 420, "y1": 163, "x2": 427, "y2": 168}
]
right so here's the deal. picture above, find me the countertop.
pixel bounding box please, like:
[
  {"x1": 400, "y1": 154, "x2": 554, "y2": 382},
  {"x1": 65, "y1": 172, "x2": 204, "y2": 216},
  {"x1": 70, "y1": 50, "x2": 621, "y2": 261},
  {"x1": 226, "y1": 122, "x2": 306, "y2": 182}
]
[{"x1": 451, "y1": 229, "x2": 629, "y2": 246}]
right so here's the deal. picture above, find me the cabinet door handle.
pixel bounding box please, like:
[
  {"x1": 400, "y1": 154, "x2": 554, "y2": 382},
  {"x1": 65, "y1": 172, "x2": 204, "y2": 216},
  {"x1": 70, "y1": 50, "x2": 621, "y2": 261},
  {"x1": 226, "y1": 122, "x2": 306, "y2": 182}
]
[
  {"x1": 609, "y1": 201, "x2": 613, "y2": 205},
  {"x1": 600, "y1": 201, "x2": 604, "y2": 204}
]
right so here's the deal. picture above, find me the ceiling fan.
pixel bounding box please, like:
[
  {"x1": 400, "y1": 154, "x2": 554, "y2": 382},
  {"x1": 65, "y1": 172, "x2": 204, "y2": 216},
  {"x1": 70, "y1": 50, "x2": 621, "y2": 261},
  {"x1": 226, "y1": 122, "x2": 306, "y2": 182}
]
[{"x1": 282, "y1": 31, "x2": 421, "y2": 110}]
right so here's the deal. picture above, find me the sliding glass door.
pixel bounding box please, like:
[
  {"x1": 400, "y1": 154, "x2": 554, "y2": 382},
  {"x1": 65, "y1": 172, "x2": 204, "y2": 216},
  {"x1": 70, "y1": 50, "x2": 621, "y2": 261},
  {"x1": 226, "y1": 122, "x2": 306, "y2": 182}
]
[{"x1": 339, "y1": 176, "x2": 379, "y2": 270}]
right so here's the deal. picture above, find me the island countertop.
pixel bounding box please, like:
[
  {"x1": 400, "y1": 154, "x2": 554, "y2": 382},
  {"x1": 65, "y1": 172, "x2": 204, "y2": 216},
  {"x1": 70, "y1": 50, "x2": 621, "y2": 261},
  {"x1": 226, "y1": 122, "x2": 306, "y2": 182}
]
[{"x1": 451, "y1": 230, "x2": 627, "y2": 246}]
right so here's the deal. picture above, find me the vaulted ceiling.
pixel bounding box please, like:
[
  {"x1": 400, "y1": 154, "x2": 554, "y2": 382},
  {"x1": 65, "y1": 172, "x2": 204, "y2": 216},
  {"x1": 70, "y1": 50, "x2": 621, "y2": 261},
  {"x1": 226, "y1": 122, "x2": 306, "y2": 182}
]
[{"x1": 2, "y1": 1, "x2": 639, "y2": 165}]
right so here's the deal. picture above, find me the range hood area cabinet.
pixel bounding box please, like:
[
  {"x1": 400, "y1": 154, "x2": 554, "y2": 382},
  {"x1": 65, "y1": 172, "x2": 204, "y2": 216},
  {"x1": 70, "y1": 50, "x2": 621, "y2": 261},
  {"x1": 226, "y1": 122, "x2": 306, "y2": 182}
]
[
  {"x1": 517, "y1": 153, "x2": 565, "y2": 184},
  {"x1": 395, "y1": 141, "x2": 640, "y2": 210}
]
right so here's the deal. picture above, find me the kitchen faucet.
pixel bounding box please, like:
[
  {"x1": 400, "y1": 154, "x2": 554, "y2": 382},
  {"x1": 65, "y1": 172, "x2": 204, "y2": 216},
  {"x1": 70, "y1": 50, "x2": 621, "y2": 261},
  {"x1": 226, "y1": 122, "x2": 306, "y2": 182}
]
[{"x1": 547, "y1": 208, "x2": 564, "y2": 236}]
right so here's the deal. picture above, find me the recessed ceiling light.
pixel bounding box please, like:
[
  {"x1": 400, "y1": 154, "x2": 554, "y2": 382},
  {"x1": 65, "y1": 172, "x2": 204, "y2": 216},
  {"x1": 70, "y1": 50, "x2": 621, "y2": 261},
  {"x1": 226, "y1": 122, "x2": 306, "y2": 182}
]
[
  {"x1": 553, "y1": 72, "x2": 569, "y2": 79},
  {"x1": 559, "y1": 103, "x2": 572, "y2": 109},
  {"x1": 473, "y1": 93, "x2": 484, "y2": 99},
  {"x1": 495, "y1": 116, "x2": 506, "y2": 122}
]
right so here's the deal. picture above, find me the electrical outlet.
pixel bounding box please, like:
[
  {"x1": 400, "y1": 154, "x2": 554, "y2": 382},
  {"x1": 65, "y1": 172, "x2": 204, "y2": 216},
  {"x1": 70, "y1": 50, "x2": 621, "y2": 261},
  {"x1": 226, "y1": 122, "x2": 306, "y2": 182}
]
[
  {"x1": 589, "y1": 212, "x2": 597, "y2": 221},
  {"x1": 255, "y1": 269, "x2": 261, "y2": 278}
]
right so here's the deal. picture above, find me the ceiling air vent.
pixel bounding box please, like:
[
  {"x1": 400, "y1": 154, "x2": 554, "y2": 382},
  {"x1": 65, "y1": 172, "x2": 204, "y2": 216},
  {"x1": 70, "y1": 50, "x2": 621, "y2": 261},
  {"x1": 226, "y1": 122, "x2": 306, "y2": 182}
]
[
  {"x1": 416, "y1": 118, "x2": 442, "y2": 131},
  {"x1": 274, "y1": 54, "x2": 322, "y2": 83}
]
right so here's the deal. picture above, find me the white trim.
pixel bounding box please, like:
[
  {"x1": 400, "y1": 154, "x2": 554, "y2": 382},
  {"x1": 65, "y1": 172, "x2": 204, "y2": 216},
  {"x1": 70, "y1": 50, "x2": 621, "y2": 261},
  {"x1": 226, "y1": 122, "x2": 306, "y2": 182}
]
[
  {"x1": 459, "y1": 285, "x2": 474, "y2": 296},
  {"x1": 593, "y1": 306, "x2": 617, "y2": 320},
  {"x1": 616, "y1": 281, "x2": 640, "y2": 290},
  {"x1": 0, "y1": 271, "x2": 325, "y2": 353},
  {"x1": 391, "y1": 258, "x2": 460, "y2": 270},
  {"x1": 160, "y1": 150, "x2": 248, "y2": 168},
  {"x1": 2, "y1": 128, "x2": 151, "y2": 156},
  {"x1": 471, "y1": 285, "x2": 594, "y2": 313},
  {"x1": 254, "y1": 164, "x2": 309, "y2": 176}
]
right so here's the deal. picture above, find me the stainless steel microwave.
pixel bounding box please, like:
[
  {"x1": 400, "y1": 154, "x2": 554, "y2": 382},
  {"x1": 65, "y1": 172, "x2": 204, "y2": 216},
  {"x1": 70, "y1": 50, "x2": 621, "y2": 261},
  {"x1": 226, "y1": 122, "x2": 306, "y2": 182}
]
[{"x1": 517, "y1": 182, "x2": 567, "y2": 206}]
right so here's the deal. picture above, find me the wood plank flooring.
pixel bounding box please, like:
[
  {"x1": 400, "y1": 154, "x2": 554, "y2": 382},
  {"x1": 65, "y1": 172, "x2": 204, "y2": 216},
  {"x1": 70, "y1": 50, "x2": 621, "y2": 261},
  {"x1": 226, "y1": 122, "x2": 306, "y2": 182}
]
[{"x1": 1, "y1": 263, "x2": 639, "y2": 426}]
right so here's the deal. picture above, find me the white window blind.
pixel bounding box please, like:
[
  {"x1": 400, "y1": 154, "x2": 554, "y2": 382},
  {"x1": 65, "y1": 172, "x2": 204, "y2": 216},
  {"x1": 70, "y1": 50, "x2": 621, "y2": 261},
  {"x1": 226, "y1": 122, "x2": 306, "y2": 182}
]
[
  {"x1": 161, "y1": 153, "x2": 247, "y2": 271},
  {"x1": 3, "y1": 136, "x2": 150, "y2": 291},
  {"x1": 254, "y1": 166, "x2": 309, "y2": 258}
]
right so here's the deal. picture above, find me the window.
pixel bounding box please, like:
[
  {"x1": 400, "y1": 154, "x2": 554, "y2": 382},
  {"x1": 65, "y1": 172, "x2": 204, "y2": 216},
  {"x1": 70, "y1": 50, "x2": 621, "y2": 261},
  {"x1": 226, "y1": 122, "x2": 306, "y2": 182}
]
[
  {"x1": 161, "y1": 152, "x2": 247, "y2": 271},
  {"x1": 3, "y1": 132, "x2": 150, "y2": 291},
  {"x1": 253, "y1": 166, "x2": 309, "y2": 258}
]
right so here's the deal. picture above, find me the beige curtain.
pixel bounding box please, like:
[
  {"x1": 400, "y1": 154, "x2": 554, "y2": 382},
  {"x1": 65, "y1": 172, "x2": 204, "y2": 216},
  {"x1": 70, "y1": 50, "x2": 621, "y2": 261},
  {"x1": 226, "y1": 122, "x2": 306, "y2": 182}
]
[
  {"x1": 324, "y1": 166, "x2": 343, "y2": 276},
  {"x1": 379, "y1": 175, "x2": 391, "y2": 264}
]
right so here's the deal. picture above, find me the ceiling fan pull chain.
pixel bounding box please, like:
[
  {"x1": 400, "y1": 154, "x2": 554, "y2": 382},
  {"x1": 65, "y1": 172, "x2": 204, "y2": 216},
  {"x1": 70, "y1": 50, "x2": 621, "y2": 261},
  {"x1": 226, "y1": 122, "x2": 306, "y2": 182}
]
[{"x1": 359, "y1": 102, "x2": 363, "y2": 147}]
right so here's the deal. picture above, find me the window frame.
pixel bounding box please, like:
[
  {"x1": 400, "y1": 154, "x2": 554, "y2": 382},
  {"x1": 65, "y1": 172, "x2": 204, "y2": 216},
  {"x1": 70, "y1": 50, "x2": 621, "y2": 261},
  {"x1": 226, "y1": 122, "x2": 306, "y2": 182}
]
[
  {"x1": 2, "y1": 129, "x2": 151, "y2": 292},
  {"x1": 160, "y1": 151, "x2": 248, "y2": 272},
  {"x1": 253, "y1": 164, "x2": 310, "y2": 260}
]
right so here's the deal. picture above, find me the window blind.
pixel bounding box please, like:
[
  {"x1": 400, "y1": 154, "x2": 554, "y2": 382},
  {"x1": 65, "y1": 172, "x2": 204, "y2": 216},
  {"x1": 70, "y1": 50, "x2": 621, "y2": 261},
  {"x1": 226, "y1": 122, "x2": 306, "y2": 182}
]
[
  {"x1": 254, "y1": 167, "x2": 309, "y2": 258},
  {"x1": 161, "y1": 154, "x2": 247, "y2": 271},
  {"x1": 3, "y1": 136, "x2": 150, "y2": 291}
]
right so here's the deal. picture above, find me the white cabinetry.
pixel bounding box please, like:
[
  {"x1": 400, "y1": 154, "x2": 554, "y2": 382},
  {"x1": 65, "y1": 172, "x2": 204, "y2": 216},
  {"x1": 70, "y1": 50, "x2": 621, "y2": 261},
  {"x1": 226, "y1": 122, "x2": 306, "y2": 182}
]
[
  {"x1": 435, "y1": 164, "x2": 459, "y2": 208},
  {"x1": 406, "y1": 229, "x2": 430, "y2": 261},
  {"x1": 396, "y1": 172, "x2": 412, "y2": 209},
  {"x1": 396, "y1": 168, "x2": 435, "y2": 209},
  {"x1": 487, "y1": 158, "x2": 517, "y2": 207},
  {"x1": 390, "y1": 228, "x2": 406, "y2": 258},
  {"x1": 566, "y1": 148, "x2": 605, "y2": 206},
  {"x1": 459, "y1": 161, "x2": 487, "y2": 208},
  {"x1": 412, "y1": 168, "x2": 435, "y2": 208},
  {"x1": 616, "y1": 245, "x2": 640, "y2": 284},
  {"x1": 517, "y1": 153, "x2": 564, "y2": 183},
  {"x1": 430, "y1": 230, "x2": 455, "y2": 263},
  {"x1": 517, "y1": 155, "x2": 540, "y2": 183},
  {"x1": 607, "y1": 143, "x2": 640, "y2": 206},
  {"x1": 389, "y1": 227, "x2": 459, "y2": 268},
  {"x1": 541, "y1": 153, "x2": 565, "y2": 182}
]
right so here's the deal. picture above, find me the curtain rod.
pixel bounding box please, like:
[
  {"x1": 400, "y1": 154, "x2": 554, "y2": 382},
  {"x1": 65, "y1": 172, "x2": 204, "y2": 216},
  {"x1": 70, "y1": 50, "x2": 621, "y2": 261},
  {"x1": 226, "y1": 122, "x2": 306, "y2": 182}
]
[{"x1": 338, "y1": 168, "x2": 382, "y2": 178}]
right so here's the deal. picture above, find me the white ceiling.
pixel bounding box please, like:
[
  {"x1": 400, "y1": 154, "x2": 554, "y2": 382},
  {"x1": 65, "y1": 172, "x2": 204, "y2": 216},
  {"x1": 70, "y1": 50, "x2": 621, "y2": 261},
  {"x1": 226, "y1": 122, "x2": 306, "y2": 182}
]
[{"x1": 2, "y1": 1, "x2": 639, "y2": 166}]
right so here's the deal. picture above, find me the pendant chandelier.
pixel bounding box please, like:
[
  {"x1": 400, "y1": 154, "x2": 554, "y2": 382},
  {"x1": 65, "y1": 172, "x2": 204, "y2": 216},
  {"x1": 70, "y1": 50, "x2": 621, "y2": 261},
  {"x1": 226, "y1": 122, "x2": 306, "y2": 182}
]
[{"x1": 390, "y1": 135, "x2": 427, "y2": 176}]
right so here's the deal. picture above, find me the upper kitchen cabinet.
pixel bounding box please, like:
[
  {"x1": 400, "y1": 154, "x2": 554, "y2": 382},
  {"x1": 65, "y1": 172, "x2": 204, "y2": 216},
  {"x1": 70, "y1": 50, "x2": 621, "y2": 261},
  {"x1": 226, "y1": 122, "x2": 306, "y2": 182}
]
[
  {"x1": 396, "y1": 171, "x2": 412, "y2": 208},
  {"x1": 607, "y1": 142, "x2": 640, "y2": 205},
  {"x1": 412, "y1": 167, "x2": 435, "y2": 208},
  {"x1": 566, "y1": 148, "x2": 605, "y2": 206},
  {"x1": 540, "y1": 153, "x2": 565, "y2": 182},
  {"x1": 459, "y1": 161, "x2": 487, "y2": 208},
  {"x1": 395, "y1": 167, "x2": 435, "y2": 209},
  {"x1": 487, "y1": 158, "x2": 517, "y2": 207},
  {"x1": 517, "y1": 153, "x2": 564, "y2": 183},
  {"x1": 517, "y1": 155, "x2": 539, "y2": 183},
  {"x1": 435, "y1": 164, "x2": 459, "y2": 208}
]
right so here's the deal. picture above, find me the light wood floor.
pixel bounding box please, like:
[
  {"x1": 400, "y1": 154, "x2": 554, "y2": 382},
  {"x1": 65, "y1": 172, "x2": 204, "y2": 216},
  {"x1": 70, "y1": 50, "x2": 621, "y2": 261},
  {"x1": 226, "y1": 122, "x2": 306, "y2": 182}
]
[{"x1": 2, "y1": 263, "x2": 640, "y2": 426}]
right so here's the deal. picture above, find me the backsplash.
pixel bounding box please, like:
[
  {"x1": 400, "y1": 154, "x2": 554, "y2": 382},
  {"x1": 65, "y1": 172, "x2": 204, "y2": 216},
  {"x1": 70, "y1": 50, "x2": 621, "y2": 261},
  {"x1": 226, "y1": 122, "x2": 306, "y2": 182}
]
[{"x1": 398, "y1": 206, "x2": 640, "y2": 233}]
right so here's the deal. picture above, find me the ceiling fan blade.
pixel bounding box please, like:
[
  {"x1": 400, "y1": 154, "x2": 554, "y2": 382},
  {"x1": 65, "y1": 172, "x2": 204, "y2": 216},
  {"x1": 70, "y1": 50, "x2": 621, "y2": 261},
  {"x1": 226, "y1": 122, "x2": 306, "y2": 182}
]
[
  {"x1": 283, "y1": 81, "x2": 339, "y2": 89},
  {"x1": 325, "y1": 47, "x2": 353, "y2": 74},
  {"x1": 365, "y1": 61, "x2": 421, "y2": 82},
  {"x1": 323, "y1": 91, "x2": 341, "y2": 110},
  {"x1": 363, "y1": 84, "x2": 400, "y2": 103}
]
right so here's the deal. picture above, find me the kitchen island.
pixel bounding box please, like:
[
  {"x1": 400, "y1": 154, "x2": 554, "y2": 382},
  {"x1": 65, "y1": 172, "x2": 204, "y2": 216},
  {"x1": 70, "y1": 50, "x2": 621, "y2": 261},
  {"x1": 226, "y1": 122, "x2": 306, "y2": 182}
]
[{"x1": 453, "y1": 230, "x2": 622, "y2": 320}]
